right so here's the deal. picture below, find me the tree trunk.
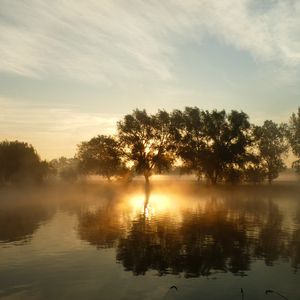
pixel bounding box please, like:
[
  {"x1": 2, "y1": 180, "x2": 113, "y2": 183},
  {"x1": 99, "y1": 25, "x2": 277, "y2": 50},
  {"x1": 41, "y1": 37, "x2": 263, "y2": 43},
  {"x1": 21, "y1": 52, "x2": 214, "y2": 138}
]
[
  {"x1": 145, "y1": 174, "x2": 150, "y2": 185},
  {"x1": 208, "y1": 170, "x2": 218, "y2": 185},
  {"x1": 211, "y1": 173, "x2": 218, "y2": 185},
  {"x1": 144, "y1": 175, "x2": 150, "y2": 210}
]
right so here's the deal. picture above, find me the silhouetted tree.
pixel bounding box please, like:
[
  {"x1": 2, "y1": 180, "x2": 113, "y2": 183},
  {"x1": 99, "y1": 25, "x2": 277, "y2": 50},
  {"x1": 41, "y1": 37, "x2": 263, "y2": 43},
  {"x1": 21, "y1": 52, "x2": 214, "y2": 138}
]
[
  {"x1": 242, "y1": 150, "x2": 268, "y2": 184},
  {"x1": 172, "y1": 108, "x2": 251, "y2": 184},
  {"x1": 117, "y1": 109, "x2": 175, "y2": 183},
  {"x1": 288, "y1": 108, "x2": 300, "y2": 174},
  {"x1": 0, "y1": 140, "x2": 49, "y2": 184},
  {"x1": 243, "y1": 164, "x2": 267, "y2": 184},
  {"x1": 50, "y1": 157, "x2": 79, "y2": 182},
  {"x1": 171, "y1": 107, "x2": 206, "y2": 181},
  {"x1": 253, "y1": 121, "x2": 288, "y2": 183},
  {"x1": 77, "y1": 135, "x2": 126, "y2": 180}
]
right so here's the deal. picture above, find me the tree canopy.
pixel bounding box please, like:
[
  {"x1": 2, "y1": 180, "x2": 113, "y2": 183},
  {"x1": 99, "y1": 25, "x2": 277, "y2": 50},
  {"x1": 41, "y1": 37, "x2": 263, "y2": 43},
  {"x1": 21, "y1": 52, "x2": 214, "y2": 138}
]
[
  {"x1": 253, "y1": 120, "x2": 289, "y2": 183},
  {"x1": 172, "y1": 108, "x2": 251, "y2": 184},
  {"x1": 77, "y1": 135, "x2": 127, "y2": 180},
  {"x1": 117, "y1": 109, "x2": 175, "y2": 183},
  {"x1": 72, "y1": 107, "x2": 299, "y2": 184},
  {"x1": 289, "y1": 108, "x2": 300, "y2": 174},
  {"x1": 50, "y1": 157, "x2": 79, "y2": 182},
  {"x1": 2, "y1": 106, "x2": 299, "y2": 186},
  {"x1": 0, "y1": 141, "x2": 49, "y2": 184}
]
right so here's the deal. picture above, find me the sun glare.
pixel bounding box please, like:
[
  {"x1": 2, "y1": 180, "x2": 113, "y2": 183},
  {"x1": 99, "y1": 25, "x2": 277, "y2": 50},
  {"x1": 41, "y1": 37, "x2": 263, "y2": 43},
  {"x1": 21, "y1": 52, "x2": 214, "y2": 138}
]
[{"x1": 128, "y1": 193, "x2": 172, "y2": 217}]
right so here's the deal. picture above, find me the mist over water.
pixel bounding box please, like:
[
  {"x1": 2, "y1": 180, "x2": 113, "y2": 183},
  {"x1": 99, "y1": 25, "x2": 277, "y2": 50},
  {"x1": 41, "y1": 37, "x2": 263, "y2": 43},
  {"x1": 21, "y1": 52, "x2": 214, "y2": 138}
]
[{"x1": 1, "y1": 181, "x2": 300, "y2": 300}]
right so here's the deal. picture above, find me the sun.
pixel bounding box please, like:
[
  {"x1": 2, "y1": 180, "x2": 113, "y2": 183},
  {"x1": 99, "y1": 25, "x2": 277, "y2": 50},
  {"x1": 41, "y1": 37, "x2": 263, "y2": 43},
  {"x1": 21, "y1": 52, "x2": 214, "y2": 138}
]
[{"x1": 128, "y1": 192, "x2": 171, "y2": 217}]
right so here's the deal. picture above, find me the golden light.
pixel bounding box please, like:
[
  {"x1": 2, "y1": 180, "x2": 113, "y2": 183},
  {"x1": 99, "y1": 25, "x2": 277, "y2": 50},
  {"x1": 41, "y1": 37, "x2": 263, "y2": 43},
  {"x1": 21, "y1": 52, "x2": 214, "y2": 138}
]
[{"x1": 128, "y1": 192, "x2": 172, "y2": 218}]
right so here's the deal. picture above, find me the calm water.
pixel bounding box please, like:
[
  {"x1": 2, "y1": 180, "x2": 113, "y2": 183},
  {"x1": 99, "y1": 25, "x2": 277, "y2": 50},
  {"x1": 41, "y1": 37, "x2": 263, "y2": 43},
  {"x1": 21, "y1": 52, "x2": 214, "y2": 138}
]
[{"x1": 0, "y1": 181, "x2": 300, "y2": 300}]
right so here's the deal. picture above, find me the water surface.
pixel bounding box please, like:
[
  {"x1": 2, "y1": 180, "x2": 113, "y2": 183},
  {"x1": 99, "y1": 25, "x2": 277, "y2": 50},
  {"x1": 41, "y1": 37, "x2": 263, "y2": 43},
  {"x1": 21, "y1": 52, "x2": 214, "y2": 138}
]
[{"x1": 0, "y1": 182, "x2": 300, "y2": 300}]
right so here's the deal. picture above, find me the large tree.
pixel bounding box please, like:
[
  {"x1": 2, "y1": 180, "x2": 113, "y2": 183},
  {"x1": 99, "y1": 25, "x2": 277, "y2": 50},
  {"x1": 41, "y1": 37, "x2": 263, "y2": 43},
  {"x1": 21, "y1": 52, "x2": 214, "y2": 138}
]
[
  {"x1": 171, "y1": 107, "x2": 207, "y2": 181},
  {"x1": 117, "y1": 109, "x2": 175, "y2": 183},
  {"x1": 288, "y1": 108, "x2": 300, "y2": 174},
  {"x1": 77, "y1": 135, "x2": 126, "y2": 180},
  {"x1": 0, "y1": 140, "x2": 49, "y2": 184},
  {"x1": 253, "y1": 120, "x2": 288, "y2": 183},
  {"x1": 172, "y1": 108, "x2": 251, "y2": 184}
]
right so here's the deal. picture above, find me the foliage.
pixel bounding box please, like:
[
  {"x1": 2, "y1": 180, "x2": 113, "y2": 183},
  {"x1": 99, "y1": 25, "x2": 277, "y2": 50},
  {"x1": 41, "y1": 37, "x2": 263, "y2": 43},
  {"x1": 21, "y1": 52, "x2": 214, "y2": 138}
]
[
  {"x1": 0, "y1": 140, "x2": 49, "y2": 184},
  {"x1": 50, "y1": 157, "x2": 79, "y2": 182},
  {"x1": 172, "y1": 108, "x2": 251, "y2": 184},
  {"x1": 77, "y1": 135, "x2": 126, "y2": 180},
  {"x1": 3, "y1": 107, "x2": 299, "y2": 186},
  {"x1": 170, "y1": 107, "x2": 206, "y2": 181},
  {"x1": 117, "y1": 109, "x2": 175, "y2": 182},
  {"x1": 253, "y1": 120, "x2": 289, "y2": 183},
  {"x1": 292, "y1": 160, "x2": 300, "y2": 175},
  {"x1": 288, "y1": 108, "x2": 300, "y2": 174},
  {"x1": 243, "y1": 164, "x2": 267, "y2": 184}
]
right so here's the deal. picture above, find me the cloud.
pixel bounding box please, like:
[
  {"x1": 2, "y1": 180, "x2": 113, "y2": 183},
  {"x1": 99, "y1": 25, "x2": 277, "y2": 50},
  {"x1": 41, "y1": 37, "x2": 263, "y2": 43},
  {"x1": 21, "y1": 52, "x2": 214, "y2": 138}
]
[
  {"x1": 201, "y1": 0, "x2": 300, "y2": 65},
  {"x1": 0, "y1": 96, "x2": 120, "y2": 159},
  {"x1": 0, "y1": 0, "x2": 300, "y2": 83}
]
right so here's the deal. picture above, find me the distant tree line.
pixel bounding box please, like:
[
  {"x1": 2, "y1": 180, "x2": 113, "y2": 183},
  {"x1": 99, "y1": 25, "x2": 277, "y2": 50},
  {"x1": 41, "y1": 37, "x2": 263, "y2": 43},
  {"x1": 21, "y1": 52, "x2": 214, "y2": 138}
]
[
  {"x1": 0, "y1": 141, "x2": 49, "y2": 185},
  {"x1": 0, "y1": 107, "x2": 299, "y2": 185},
  {"x1": 0, "y1": 142, "x2": 79, "y2": 185},
  {"x1": 77, "y1": 107, "x2": 300, "y2": 184}
]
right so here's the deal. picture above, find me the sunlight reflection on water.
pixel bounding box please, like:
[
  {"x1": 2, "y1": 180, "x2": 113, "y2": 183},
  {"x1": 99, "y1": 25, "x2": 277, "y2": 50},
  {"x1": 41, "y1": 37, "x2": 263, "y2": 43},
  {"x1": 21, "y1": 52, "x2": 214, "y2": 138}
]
[{"x1": 0, "y1": 182, "x2": 300, "y2": 300}]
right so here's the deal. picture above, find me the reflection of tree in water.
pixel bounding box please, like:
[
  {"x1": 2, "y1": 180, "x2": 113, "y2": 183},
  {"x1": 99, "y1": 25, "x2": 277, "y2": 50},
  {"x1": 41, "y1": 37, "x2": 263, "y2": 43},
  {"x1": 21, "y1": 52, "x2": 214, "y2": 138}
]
[
  {"x1": 77, "y1": 185, "x2": 126, "y2": 248},
  {"x1": 78, "y1": 204, "x2": 123, "y2": 248},
  {"x1": 255, "y1": 200, "x2": 288, "y2": 265},
  {"x1": 290, "y1": 203, "x2": 300, "y2": 271},
  {"x1": 117, "y1": 198, "x2": 252, "y2": 277},
  {"x1": 117, "y1": 213, "x2": 182, "y2": 276},
  {"x1": 77, "y1": 192, "x2": 300, "y2": 277},
  {"x1": 0, "y1": 204, "x2": 53, "y2": 244},
  {"x1": 180, "y1": 198, "x2": 251, "y2": 277}
]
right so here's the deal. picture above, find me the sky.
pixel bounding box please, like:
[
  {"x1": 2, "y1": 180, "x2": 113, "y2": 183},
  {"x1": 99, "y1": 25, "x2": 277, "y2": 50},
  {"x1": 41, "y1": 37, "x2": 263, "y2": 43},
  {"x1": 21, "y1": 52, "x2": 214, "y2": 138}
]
[{"x1": 0, "y1": 0, "x2": 300, "y2": 159}]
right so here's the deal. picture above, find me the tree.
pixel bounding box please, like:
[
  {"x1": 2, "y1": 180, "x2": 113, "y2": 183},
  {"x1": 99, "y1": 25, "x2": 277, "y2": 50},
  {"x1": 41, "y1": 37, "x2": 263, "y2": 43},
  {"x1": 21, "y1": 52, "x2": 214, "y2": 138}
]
[
  {"x1": 243, "y1": 164, "x2": 267, "y2": 184},
  {"x1": 171, "y1": 107, "x2": 206, "y2": 181},
  {"x1": 117, "y1": 109, "x2": 175, "y2": 183},
  {"x1": 0, "y1": 140, "x2": 49, "y2": 184},
  {"x1": 253, "y1": 121, "x2": 288, "y2": 184},
  {"x1": 172, "y1": 108, "x2": 251, "y2": 184},
  {"x1": 77, "y1": 135, "x2": 126, "y2": 180},
  {"x1": 288, "y1": 108, "x2": 300, "y2": 174},
  {"x1": 50, "y1": 157, "x2": 79, "y2": 182}
]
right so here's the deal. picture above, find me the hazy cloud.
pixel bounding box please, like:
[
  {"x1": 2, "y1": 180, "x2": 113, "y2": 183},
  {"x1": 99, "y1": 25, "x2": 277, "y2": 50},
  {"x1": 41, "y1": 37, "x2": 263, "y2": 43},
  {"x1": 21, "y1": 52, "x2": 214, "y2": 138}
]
[
  {"x1": 0, "y1": 96, "x2": 120, "y2": 158},
  {"x1": 0, "y1": 0, "x2": 300, "y2": 83}
]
